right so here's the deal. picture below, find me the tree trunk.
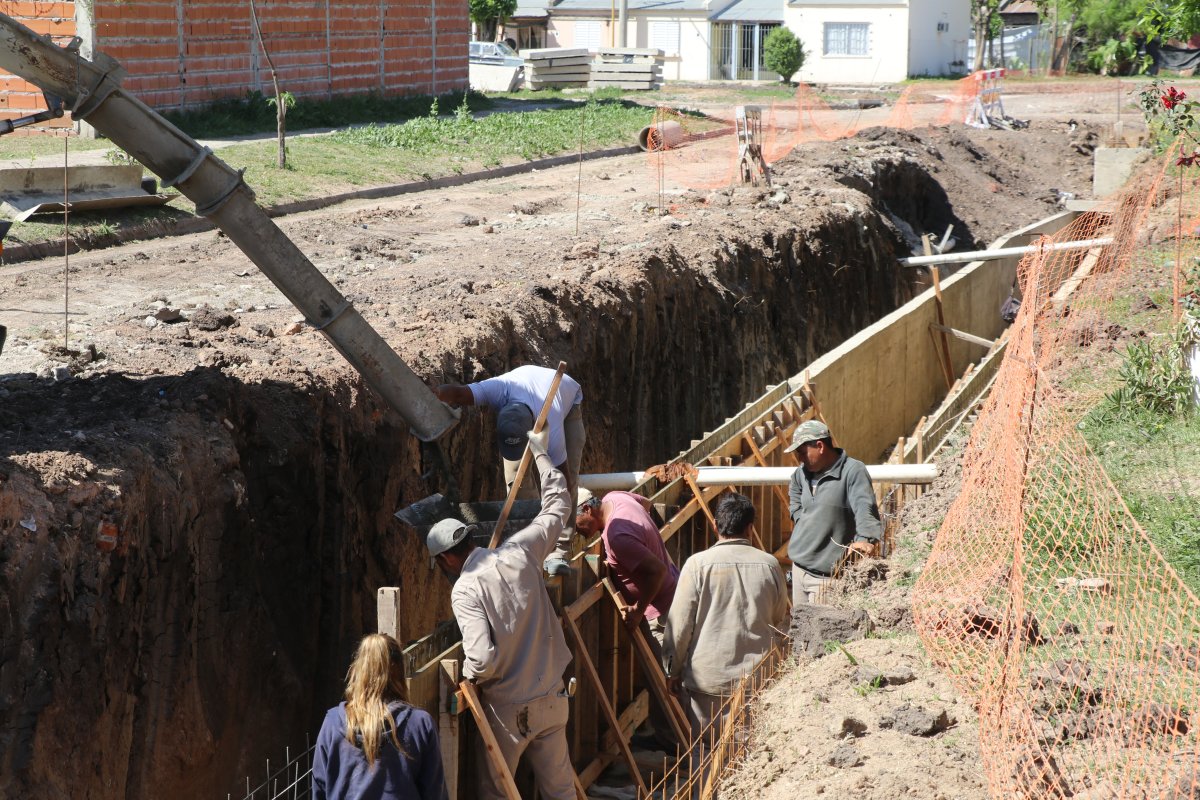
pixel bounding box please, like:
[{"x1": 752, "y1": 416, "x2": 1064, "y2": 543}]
[
  {"x1": 273, "y1": 75, "x2": 286, "y2": 170},
  {"x1": 1051, "y1": 12, "x2": 1077, "y2": 72},
  {"x1": 973, "y1": 1, "x2": 989, "y2": 71}
]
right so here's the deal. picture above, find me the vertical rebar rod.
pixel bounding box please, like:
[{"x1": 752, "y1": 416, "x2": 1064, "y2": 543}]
[{"x1": 62, "y1": 135, "x2": 69, "y2": 351}]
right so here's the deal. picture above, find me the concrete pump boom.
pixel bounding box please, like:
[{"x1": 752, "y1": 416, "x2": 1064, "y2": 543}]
[{"x1": 0, "y1": 16, "x2": 458, "y2": 442}]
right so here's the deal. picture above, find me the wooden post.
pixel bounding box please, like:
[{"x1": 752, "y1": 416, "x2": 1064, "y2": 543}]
[
  {"x1": 490, "y1": 361, "x2": 568, "y2": 548},
  {"x1": 682, "y1": 472, "x2": 728, "y2": 548},
  {"x1": 914, "y1": 416, "x2": 927, "y2": 498},
  {"x1": 924, "y1": 235, "x2": 955, "y2": 390},
  {"x1": 600, "y1": 578, "x2": 691, "y2": 746},
  {"x1": 741, "y1": 433, "x2": 789, "y2": 549},
  {"x1": 459, "y1": 680, "x2": 522, "y2": 800},
  {"x1": 439, "y1": 660, "x2": 461, "y2": 800},
  {"x1": 377, "y1": 587, "x2": 402, "y2": 642},
  {"x1": 562, "y1": 613, "x2": 649, "y2": 794}
]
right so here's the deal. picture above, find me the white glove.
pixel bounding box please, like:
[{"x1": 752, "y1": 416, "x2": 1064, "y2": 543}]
[{"x1": 526, "y1": 427, "x2": 550, "y2": 459}]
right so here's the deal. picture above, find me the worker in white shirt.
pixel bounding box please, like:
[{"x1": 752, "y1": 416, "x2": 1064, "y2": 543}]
[{"x1": 435, "y1": 364, "x2": 585, "y2": 575}]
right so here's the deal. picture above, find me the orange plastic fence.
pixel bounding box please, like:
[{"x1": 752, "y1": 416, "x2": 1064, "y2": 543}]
[
  {"x1": 911, "y1": 146, "x2": 1200, "y2": 799},
  {"x1": 640, "y1": 74, "x2": 989, "y2": 193},
  {"x1": 640, "y1": 76, "x2": 1142, "y2": 196}
]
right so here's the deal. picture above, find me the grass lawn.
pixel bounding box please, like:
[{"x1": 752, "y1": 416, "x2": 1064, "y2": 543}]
[
  {"x1": 1071, "y1": 259, "x2": 1200, "y2": 593},
  {"x1": 0, "y1": 134, "x2": 111, "y2": 163},
  {"x1": 4, "y1": 96, "x2": 674, "y2": 247}
]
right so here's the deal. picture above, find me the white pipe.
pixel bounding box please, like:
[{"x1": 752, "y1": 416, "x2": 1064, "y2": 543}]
[
  {"x1": 899, "y1": 238, "x2": 1112, "y2": 267},
  {"x1": 579, "y1": 464, "x2": 938, "y2": 491}
]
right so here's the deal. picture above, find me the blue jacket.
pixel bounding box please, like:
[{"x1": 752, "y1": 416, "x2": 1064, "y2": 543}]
[{"x1": 312, "y1": 701, "x2": 447, "y2": 800}]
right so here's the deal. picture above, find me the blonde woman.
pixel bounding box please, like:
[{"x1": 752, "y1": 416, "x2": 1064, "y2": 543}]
[{"x1": 312, "y1": 634, "x2": 447, "y2": 800}]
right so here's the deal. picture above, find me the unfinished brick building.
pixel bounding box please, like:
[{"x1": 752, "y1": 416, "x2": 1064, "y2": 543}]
[{"x1": 0, "y1": 0, "x2": 468, "y2": 129}]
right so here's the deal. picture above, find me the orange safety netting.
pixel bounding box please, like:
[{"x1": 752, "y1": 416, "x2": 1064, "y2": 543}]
[
  {"x1": 641, "y1": 75, "x2": 1146, "y2": 196},
  {"x1": 911, "y1": 144, "x2": 1200, "y2": 799},
  {"x1": 642, "y1": 75, "x2": 989, "y2": 193}
]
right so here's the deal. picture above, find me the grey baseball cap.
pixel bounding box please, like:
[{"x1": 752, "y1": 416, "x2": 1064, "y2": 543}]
[
  {"x1": 496, "y1": 402, "x2": 535, "y2": 461},
  {"x1": 426, "y1": 518, "x2": 473, "y2": 557},
  {"x1": 784, "y1": 420, "x2": 831, "y2": 453}
]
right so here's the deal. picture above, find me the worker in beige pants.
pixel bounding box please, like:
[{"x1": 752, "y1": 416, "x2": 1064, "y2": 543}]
[
  {"x1": 425, "y1": 429, "x2": 578, "y2": 800},
  {"x1": 481, "y1": 689, "x2": 575, "y2": 800}
]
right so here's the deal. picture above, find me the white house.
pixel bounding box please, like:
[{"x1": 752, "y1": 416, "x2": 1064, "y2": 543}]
[
  {"x1": 546, "y1": 0, "x2": 783, "y2": 81},
  {"x1": 784, "y1": 0, "x2": 968, "y2": 83},
  {"x1": 540, "y1": 0, "x2": 967, "y2": 82}
]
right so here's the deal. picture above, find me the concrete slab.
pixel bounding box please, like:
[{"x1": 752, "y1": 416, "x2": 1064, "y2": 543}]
[{"x1": 1093, "y1": 146, "x2": 1151, "y2": 198}]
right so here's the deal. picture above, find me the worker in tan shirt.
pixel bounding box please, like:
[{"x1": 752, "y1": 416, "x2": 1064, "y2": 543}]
[
  {"x1": 663, "y1": 493, "x2": 789, "y2": 739},
  {"x1": 424, "y1": 428, "x2": 575, "y2": 800}
]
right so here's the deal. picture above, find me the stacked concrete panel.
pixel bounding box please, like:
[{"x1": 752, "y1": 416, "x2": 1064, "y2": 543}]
[
  {"x1": 522, "y1": 47, "x2": 590, "y2": 89},
  {"x1": 589, "y1": 48, "x2": 662, "y2": 90}
]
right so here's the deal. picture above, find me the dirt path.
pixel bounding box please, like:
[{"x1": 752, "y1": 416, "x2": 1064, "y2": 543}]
[{"x1": 2, "y1": 115, "x2": 1095, "y2": 382}]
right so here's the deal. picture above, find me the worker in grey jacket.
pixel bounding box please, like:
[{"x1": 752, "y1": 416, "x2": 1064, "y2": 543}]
[
  {"x1": 785, "y1": 420, "x2": 882, "y2": 605},
  {"x1": 663, "y1": 492, "x2": 789, "y2": 739},
  {"x1": 424, "y1": 428, "x2": 576, "y2": 800}
]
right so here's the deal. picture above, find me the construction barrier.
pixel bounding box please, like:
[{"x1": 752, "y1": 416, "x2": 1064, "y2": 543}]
[
  {"x1": 965, "y1": 68, "x2": 1007, "y2": 128},
  {"x1": 911, "y1": 146, "x2": 1200, "y2": 799}
]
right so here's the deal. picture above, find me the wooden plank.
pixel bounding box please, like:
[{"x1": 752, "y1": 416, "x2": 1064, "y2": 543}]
[
  {"x1": 930, "y1": 322, "x2": 995, "y2": 349},
  {"x1": 407, "y1": 641, "x2": 463, "y2": 718},
  {"x1": 459, "y1": 681, "x2": 522, "y2": 800},
  {"x1": 929, "y1": 267, "x2": 956, "y2": 389},
  {"x1": 658, "y1": 482, "x2": 724, "y2": 542},
  {"x1": 562, "y1": 613, "x2": 648, "y2": 794},
  {"x1": 439, "y1": 660, "x2": 461, "y2": 800},
  {"x1": 741, "y1": 433, "x2": 791, "y2": 549},
  {"x1": 683, "y1": 472, "x2": 720, "y2": 538},
  {"x1": 600, "y1": 578, "x2": 691, "y2": 745},
  {"x1": 566, "y1": 581, "x2": 605, "y2": 621},
  {"x1": 578, "y1": 690, "x2": 651, "y2": 787},
  {"x1": 377, "y1": 586, "x2": 402, "y2": 641}
]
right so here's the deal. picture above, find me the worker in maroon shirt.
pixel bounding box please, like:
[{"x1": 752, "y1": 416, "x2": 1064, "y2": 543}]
[
  {"x1": 576, "y1": 487, "x2": 680, "y2": 644},
  {"x1": 576, "y1": 487, "x2": 681, "y2": 748}
]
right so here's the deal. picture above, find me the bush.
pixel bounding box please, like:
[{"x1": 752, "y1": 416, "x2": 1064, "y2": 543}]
[{"x1": 763, "y1": 27, "x2": 805, "y2": 83}]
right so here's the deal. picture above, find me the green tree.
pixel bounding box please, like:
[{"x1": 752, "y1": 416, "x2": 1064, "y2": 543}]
[
  {"x1": 763, "y1": 27, "x2": 805, "y2": 82},
  {"x1": 972, "y1": 0, "x2": 1002, "y2": 70},
  {"x1": 1140, "y1": 0, "x2": 1200, "y2": 40},
  {"x1": 469, "y1": 0, "x2": 517, "y2": 42}
]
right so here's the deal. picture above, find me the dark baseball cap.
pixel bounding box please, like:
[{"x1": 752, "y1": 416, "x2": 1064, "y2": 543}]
[{"x1": 496, "y1": 402, "x2": 535, "y2": 460}]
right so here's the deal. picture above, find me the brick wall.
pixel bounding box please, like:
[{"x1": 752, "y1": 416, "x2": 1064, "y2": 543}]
[{"x1": 0, "y1": 0, "x2": 467, "y2": 127}]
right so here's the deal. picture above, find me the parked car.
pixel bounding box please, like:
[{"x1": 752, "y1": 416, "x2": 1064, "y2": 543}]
[{"x1": 469, "y1": 40, "x2": 524, "y2": 69}]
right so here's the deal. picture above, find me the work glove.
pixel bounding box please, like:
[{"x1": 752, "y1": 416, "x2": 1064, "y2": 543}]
[{"x1": 526, "y1": 427, "x2": 550, "y2": 460}]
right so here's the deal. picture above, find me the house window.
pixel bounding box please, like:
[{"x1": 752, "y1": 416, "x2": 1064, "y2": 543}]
[
  {"x1": 575, "y1": 20, "x2": 602, "y2": 50},
  {"x1": 823, "y1": 22, "x2": 870, "y2": 56},
  {"x1": 650, "y1": 21, "x2": 681, "y2": 56},
  {"x1": 710, "y1": 22, "x2": 781, "y2": 80}
]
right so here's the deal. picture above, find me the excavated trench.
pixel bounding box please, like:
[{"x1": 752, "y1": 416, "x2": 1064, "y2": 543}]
[{"x1": 1, "y1": 152, "x2": 981, "y2": 798}]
